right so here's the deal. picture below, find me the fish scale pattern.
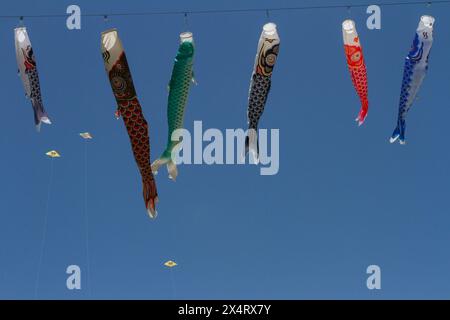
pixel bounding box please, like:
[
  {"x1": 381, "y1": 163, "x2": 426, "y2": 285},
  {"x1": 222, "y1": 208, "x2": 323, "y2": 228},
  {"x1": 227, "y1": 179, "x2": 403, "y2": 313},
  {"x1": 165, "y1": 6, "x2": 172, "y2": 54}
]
[
  {"x1": 150, "y1": 39, "x2": 194, "y2": 180},
  {"x1": 118, "y1": 99, "x2": 153, "y2": 183},
  {"x1": 344, "y1": 44, "x2": 369, "y2": 124},
  {"x1": 108, "y1": 51, "x2": 157, "y2": 214},
  {"x1": 391, "y1": 28, "x2": 432, "y2": 144},
  {"x1": 349, "y1": 63, "x2": 368, "y2": 104},
  {"x1": 17, "y1": 40, "x2": 50, "y2": 127},
  {"x1": 247, "y1": 73, "x2": 271, "y2": 130},
  {"x1": 399, "y1": 57, "x2": 417, "y2": 118},
  {"x1": 27, "y1": 67, "x2": 47, "y2": 124},
  {"x1": 165, "y1": 41, "x2": 194, "y2": 149},
  {"x1": 27, "y1": 68, "x2": 42, "y2": 103}
]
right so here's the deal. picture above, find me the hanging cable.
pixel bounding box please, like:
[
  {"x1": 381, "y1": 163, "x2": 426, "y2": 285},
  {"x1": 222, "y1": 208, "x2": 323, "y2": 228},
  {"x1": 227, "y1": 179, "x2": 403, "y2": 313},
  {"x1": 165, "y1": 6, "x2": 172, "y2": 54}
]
[{"x1": 0, "y1": 1, "x2": 448, "y2": 19}]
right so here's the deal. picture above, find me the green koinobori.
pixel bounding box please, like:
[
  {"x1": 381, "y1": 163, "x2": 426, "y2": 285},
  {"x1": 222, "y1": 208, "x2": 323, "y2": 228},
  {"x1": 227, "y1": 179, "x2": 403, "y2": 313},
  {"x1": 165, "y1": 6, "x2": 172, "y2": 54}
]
[{"x1": 151, "y1": 32, "x2": 195, "y2": 180}]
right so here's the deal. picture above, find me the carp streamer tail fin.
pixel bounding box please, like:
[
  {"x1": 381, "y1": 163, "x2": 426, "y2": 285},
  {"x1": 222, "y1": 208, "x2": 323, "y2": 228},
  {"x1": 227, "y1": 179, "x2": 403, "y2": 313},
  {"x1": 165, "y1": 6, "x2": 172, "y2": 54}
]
[
  {"x1": 355, "y1": 100, "x2": 368, "y2": 126},
  {"x1": 245, "y1": 129, "x2": 259, "y2": 164},
  {"x1": 143, "y1": 178, "x2": 158, "y2": 219},
  {"x1": 151, "y1": 150, "x2": 178, "y2": 181},
  {"x1": 32, "y1": 99, "x2": 51, "y2": 131},
  {"x1": 390, "y1": 119, "x2": 406, "y2": 145}
]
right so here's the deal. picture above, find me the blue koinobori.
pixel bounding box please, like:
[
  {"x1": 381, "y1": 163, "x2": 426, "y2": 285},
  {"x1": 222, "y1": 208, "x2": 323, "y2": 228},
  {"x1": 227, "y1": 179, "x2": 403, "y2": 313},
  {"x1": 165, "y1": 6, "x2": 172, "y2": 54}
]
[{"x1": 390, "y1": 15, "x2": 434, "y2": 145}]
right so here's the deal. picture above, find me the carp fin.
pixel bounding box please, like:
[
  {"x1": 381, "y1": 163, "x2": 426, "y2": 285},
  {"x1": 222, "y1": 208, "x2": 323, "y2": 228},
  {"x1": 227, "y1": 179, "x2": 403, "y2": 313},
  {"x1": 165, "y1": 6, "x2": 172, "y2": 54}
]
[
  {"x1": 390, "y1": 120, "x2": 406, "y2": 145},
  {"x1": 143, "y1": 180, "x2": 158, "y2": 219},
  {"x1": 191, "y1": 70, "x2": 197, "y2": 85},
  {"x1": 244, "y1": 129, "x2": 259, "y2": 164},
  {"x1": 151, "y1": 153, "x2": 178, "y2": 181}
]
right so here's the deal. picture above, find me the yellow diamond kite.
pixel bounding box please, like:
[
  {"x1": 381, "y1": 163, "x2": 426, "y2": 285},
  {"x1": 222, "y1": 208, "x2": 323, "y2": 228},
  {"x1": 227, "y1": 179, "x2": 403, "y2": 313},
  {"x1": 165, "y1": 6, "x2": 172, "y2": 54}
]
[
  {"x1": 80, "y1": 132, "x2": 93, "y2": 139},
  {"x1": 46, "y1": 150, "x2": 61, "y2": 158},
  {"x1": 164, "y1": 260, "x2": 177, "y2": 268}
]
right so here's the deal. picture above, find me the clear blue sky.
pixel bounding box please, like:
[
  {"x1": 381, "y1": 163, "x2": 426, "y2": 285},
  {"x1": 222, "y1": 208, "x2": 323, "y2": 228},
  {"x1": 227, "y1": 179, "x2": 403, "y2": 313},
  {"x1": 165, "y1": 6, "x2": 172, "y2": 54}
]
[{"x1": 1, "y1": 0, "x2": 450, "y2": 299}]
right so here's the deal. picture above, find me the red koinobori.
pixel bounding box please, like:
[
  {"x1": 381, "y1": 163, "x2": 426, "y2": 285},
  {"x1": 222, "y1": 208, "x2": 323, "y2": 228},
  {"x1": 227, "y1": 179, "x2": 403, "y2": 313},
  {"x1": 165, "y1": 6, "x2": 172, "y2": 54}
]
[
  {"x1": 101, "y1": 29, "x2": 158, "y2": 218},
  {"x1": 342, "y1": 20, "x2": 369, "y2": 126}
]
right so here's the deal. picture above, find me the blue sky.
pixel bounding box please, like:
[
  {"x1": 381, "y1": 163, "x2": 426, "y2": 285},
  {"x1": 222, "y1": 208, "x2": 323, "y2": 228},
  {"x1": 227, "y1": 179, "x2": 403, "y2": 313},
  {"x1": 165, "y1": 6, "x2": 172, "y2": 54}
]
[{"x1": 1, "y1": 0, "x2": 450, "y2": 299}]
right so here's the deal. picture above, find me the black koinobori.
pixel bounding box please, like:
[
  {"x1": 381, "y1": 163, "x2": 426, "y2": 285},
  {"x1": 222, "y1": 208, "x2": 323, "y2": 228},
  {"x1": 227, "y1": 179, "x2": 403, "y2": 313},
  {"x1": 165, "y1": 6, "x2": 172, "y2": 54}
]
[{"x1": 245, "y1": 23, "x2": 280, "y2": 163}]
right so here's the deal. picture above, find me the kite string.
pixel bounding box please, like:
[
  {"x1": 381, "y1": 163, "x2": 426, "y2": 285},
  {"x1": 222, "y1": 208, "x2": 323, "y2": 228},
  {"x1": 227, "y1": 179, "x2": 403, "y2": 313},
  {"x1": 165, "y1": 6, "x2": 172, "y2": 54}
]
[
  {"x1": 171, "y1": 220, "x2": 178, "y2": 299},
  {"x1": 84, "y1": 139, "x2": 92, "y2": 298},
  {"x1": 169, "y1": 268, "x2": 177, "y2": 299},
  {"x1": 34, "y1": 156, "x2": 54, "y2": 299},
  {"x1": 168, "y1": 217, "x2": 178, "y2": 300}
]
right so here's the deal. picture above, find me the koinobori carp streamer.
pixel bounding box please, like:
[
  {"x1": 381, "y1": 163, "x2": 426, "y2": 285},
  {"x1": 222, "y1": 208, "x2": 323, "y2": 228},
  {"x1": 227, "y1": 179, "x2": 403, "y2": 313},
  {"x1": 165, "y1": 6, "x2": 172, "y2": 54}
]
[
  {"x1": 245, "y1": 22, "x2": 280, "y2": 163},
  {"x1": 15, "y1": 27, "x2": 51, "y2": 130},
  {"x1": 342, "y1": 20, "x2": 369, "y2": 126},
  {"x1": 101, "y1": 29, "x2": 158, "y2": 218},
  {"x1": 151, "y1": 32, "x2": 195, "y2": 181},
  {"x1": 390, "y1": 15, "x2": 434, "y2": 145}
]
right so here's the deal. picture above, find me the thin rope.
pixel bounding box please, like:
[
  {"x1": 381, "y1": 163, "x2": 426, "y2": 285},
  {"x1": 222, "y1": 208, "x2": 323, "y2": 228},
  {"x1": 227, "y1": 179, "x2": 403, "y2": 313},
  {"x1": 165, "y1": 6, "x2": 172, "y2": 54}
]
[
  {"x1": 0, "y1": 1, "x2": 447, "y2": 19},
  {"x1": 34, "y1": 157, "x2": 54, "y2": 299},
  {"x1": 83, "y1": 140, "x2": 92, "y2": 298}
]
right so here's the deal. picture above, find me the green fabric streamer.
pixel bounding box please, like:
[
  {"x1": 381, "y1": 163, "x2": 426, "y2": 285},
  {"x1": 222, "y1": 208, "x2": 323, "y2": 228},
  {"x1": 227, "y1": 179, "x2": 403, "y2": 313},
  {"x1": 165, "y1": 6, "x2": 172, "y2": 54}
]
[{"x1": 152, "y1": 33, "x2": 195, "y2": 180}]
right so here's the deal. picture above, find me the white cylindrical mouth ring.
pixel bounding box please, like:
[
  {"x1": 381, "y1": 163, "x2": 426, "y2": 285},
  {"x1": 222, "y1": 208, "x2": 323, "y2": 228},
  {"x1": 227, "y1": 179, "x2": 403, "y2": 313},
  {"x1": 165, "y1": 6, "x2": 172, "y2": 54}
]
[
  {"x1": 180, "y1": 32, "x2": 193, "y2": 43},
  {"x1": 263, "y1": 22, "x2": 277, "y2": 35},
  {"x1": 17, "y1": 28, "x2": 27, "y2": 43},
  {"x1": 102, "y1": 30, "x2": 118, "y2": 50},
  {"x1": 342, "y1": 20, "x2": 355, "y2": 33},
  {"x1": 421, "y1": 15, "x2": 435, "y2": 28}
]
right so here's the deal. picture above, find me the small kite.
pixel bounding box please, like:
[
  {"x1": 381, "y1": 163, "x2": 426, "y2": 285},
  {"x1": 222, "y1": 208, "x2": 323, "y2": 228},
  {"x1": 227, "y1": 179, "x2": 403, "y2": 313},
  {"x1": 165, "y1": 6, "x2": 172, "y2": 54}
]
[
  {"x1": 15, "y1": 27, "x2": 51, "y2": 131},
  {"x1": 244, "y1": 23, "x2": 280, "y2": 163},
  {"x1": 390, "y1": 16, "x2": 434, "y2": 145},
  {"x1": 151, "y1": 32, "x2": 195, "y2": 181},
  {"x1": 164, "y1": 260, "x2": 177, "y2": 268},
  {"x1": 101, "y1": 29, "x2": 158, "y2": 218},
  {"x1": 80, "y1": 132, "x2": 93, "y2": 139},
  {"x1": 46, "y1": 150, "x2": 60, "y2": 158},
  {"x1": 342, "y1": 20, "x2": 369, "y2": 126}
]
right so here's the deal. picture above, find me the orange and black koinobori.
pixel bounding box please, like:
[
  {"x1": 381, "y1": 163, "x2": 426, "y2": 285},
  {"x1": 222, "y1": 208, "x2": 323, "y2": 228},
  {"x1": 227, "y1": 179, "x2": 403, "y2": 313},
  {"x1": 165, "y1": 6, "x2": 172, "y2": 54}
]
[{"x1": 101, "y1": 29, "x2": 158, "y2": 218}]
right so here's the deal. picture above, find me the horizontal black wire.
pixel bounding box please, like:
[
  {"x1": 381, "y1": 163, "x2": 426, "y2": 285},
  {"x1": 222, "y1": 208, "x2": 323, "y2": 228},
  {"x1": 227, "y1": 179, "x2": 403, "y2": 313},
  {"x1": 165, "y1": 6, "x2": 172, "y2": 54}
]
[{"x1": 0, "y1": 0, "x2": 447, "y2": 19}]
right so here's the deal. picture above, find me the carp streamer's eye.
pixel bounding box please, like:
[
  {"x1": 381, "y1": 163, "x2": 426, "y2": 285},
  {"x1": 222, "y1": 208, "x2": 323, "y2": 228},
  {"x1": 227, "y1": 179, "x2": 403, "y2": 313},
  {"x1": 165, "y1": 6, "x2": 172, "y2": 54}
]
[
  {"x1": 351, "y1": 52, "x2": 361, "y2": 62},
  {"x1": 265, "y1": 53, "x2": 276, "y2": 66},
  {"x1": 112, "y1": 75, "x2": 126, "y2": 92}
]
